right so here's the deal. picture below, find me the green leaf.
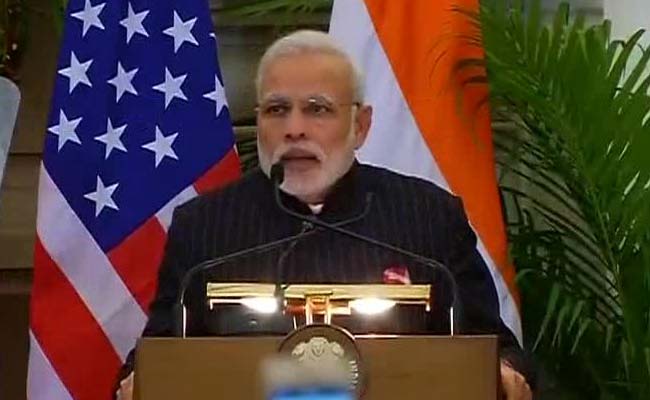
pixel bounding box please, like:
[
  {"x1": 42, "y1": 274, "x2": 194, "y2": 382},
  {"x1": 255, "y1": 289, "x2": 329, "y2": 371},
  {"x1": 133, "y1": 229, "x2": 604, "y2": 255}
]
[
  {"x1": 534, "y1": 282, "x2": 561, "y2": 350},
  {"x1": 570, "y1": 318, "x2": 593, "y2": 354},
  {"x1": 621, "y1": 340, "x2": 630, "y2": 381},
  {"x1": 567, "y1": 300, "x2": 586, "y2": 332},
  {"x1": 644, "y1": 347, "x2": 650, "y2": 382},
  {"x1": 525, "y1": 0, "x2": 541, "y2": 62},
  {"x1": 552, "y1": 299, "x2": 573, "y2": 346},
  {"x1": 620, "y1": 38, "x2": 650, "y2": 95},
  {"x1": 605, "y1": 323, "x2": 615, "y2": 354}
]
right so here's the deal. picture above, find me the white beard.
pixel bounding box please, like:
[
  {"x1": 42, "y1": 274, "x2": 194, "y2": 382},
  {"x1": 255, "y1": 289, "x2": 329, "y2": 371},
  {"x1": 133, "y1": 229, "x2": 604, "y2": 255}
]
[{"x1": 258, "y1": 132, "x2": 357, "y2": 203}]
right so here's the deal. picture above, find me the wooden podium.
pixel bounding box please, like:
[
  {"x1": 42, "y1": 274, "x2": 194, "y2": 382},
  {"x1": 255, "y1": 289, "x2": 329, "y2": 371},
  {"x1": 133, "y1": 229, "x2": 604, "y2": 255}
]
[{"x1": 134, "y1": 335, "x2": 499, "y2": 399}]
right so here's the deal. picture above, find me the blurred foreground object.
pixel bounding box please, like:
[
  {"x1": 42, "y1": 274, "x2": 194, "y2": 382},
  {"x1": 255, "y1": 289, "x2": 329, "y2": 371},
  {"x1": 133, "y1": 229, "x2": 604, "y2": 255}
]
[{"x1": 0, "y1": 76, "x2": 19, "y2": 189}]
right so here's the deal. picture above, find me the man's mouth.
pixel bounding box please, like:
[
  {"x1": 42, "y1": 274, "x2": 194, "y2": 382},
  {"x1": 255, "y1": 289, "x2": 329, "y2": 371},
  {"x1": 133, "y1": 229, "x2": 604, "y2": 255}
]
[{"x1": 280, "y1": 149, "x2": 320, "y2": 168}]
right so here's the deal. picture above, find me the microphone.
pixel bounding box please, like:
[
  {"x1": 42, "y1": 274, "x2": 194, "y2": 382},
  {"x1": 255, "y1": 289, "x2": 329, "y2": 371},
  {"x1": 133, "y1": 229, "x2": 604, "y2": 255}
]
[{"x1": 270, "y1": 162, "x2": 462, "y2": 335}]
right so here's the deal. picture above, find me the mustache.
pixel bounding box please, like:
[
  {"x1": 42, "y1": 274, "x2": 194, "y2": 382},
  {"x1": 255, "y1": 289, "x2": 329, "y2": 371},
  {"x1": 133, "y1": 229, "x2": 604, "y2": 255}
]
[{"x1": 271, "y1": 142, "x2": 327, "y2": 164}]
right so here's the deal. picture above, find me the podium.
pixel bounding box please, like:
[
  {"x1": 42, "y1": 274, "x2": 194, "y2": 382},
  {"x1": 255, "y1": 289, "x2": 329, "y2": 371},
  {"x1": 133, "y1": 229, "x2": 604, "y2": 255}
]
[
  {"x1": 134, "y1": 335, "x2": 498, "y2": 399},
  {"x1": 135, "y1": 283, "x2": 499, "y2": 399}
]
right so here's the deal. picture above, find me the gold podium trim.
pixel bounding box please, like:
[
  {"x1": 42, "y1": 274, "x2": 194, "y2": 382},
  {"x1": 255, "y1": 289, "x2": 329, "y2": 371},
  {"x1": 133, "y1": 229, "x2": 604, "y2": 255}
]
[
  {"x1": 207, "y1": 283, "x2": 431, "y2": 300},
  {"x1": 206, "y1": 283, "x2": 432, "y2": 324}
]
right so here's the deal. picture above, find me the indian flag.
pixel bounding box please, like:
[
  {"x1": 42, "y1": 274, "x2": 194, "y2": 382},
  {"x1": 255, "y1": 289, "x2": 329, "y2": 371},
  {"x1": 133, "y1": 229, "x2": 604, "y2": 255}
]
[{"x1": 329, "y1": 0, "x2": 522, "y2": 342}]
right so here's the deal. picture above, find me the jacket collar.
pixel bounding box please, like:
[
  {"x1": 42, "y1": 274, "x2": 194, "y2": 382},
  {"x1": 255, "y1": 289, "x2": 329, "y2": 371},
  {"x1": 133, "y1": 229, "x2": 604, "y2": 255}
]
[{"x1": 269, "y1": 160, "x2": 369, "y2": 223}]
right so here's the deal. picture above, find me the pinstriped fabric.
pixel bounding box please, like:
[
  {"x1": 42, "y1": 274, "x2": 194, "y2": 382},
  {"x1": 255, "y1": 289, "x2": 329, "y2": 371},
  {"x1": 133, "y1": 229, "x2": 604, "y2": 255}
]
[{"x1": 119, "y1": 162, "x2": 526, "y2": 381}]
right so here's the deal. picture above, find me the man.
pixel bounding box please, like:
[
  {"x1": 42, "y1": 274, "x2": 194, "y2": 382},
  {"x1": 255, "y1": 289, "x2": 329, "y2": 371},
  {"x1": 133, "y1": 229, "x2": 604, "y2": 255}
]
[{"x1": 117, "y1": 30, "x2": 532, "y2": 399}]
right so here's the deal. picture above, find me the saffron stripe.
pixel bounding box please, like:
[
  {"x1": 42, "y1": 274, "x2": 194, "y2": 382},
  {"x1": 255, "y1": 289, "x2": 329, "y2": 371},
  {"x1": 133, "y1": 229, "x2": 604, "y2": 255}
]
[{"x1": 329, "y1": 0, "x2": 521, "y2": 340}]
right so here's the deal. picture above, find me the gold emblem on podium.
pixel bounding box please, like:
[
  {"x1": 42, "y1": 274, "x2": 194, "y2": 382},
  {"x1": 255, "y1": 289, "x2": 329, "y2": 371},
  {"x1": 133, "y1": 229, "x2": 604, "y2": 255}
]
[{"x1": 279, "y1": 324, "x2": 364, "y2": 397}]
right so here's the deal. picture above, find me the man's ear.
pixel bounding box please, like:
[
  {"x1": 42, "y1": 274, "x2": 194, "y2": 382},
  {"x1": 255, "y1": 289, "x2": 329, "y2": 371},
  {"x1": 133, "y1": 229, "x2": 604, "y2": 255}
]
[{"x1": 353, "y1": 105, "x2": 372, "y2": 149}]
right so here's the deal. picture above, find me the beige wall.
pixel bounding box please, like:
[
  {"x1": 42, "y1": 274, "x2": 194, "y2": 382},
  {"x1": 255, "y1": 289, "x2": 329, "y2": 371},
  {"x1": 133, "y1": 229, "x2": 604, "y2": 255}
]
[
  {"x1": 604, "y1": 0, "x2": 650, "y2": 77},
  {"x1": 605, "y1": 0, "x2": 650, "y2": 43}
]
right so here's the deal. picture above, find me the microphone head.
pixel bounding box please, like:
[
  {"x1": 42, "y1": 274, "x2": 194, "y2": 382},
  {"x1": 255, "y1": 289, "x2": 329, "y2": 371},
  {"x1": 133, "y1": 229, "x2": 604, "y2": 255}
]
[{"x1": 270, "y1": 163, "x2": 285, "y2": 185}]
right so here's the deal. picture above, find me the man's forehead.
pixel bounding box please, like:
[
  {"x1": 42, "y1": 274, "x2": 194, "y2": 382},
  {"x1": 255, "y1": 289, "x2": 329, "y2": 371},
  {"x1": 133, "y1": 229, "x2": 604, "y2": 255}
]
[
  {"x1": 267, "y1": 51, "x2": 351, "y2": 72},
  {"x1": 259, "y1": 53, "x2": 354, "y2": 94},
  {"x1": 260, "y1": 92, "x2": 336, "y2": 103}
]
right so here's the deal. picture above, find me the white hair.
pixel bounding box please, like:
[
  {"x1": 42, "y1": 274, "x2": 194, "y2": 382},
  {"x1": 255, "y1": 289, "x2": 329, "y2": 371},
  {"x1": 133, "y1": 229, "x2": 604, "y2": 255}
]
[{"x1": 255, "y1": 30, "x2": 365, "y2": 103}]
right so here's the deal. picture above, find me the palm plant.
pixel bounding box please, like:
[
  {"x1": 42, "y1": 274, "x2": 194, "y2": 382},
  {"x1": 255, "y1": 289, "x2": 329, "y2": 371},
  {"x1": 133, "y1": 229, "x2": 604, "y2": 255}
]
[{"x1": 453, "y1": 0, "x2": 650, "y2": 398}]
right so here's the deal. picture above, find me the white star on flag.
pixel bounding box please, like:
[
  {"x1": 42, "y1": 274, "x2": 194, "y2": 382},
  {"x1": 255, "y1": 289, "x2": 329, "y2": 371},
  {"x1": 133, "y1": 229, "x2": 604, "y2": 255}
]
[
  {"x1": 152, "y1": 67, "x2": 188, "y2": 109},
  {"x1": 203, "y1": 75, "x2": 228, "y2": 117},
  {"x1": 163, "y1": 11, "x2": 198, "y2": 53},
  {"x1": 107, "y1": 62, "x2": 138, "y2": 102},
  {"x1": 142, "y1": 127, "x2": 179, "y2": 167},
  {"x1": 58, "y1": 51, "x2": 93, "y2": 93},
  {"x1": 48, "y1": 110, "x2": 83, "y2": 151},
  {"x1": 84, "y1": 176, "x2": 119, "y2": 217},
  {"x1": 95, "y1": 119, "x2": 127, "y2": 159},
  {"x1": 120, "y1": 3, "x2": 149, "y2": 44},
  {"x1": 71, "y1": 0, "x2": 106, "y2": 37}
]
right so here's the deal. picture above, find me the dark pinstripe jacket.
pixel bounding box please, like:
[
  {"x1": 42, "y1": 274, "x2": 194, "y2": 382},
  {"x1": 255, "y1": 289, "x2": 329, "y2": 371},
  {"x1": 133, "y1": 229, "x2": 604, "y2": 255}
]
[{"x1": 119, "y1": 161, "x2": 533, "y2": 385}]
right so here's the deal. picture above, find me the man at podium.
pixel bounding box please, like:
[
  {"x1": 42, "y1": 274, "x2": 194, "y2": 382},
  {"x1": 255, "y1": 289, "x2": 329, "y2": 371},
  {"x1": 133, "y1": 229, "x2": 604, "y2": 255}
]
[{"x1": 116, "y1": 30, "x2": 533, "y2": 400}]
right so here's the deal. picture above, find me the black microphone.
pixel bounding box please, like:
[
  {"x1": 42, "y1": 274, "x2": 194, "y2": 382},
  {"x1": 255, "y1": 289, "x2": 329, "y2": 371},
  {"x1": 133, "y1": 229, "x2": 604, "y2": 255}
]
[{"x1": 270, "y1": 162, "x2": 462, "y2": 334}]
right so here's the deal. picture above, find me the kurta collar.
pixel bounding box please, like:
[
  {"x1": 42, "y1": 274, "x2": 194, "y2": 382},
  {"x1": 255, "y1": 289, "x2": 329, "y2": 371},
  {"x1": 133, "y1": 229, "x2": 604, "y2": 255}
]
[{"x1": 272, "y1": 160, "x2": 369, "y2": 223}]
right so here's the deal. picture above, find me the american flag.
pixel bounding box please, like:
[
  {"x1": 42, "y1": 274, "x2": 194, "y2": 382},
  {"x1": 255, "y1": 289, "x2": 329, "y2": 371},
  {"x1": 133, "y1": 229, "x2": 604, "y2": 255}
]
[{"x1": 27, "y1": 0, "x2": 240, "y2": 398}]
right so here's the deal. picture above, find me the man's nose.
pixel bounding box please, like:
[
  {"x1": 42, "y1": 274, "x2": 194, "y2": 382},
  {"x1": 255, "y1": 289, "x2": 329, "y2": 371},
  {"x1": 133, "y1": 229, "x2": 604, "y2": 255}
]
[{"x1": 284, "y1": 108, "x2": 308, "y2": 141}]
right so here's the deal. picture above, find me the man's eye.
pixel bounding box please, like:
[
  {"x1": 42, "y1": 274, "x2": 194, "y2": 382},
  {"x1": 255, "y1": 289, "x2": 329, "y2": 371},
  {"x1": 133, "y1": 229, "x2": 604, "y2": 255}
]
[
  {"x1": 306, "y1": 103, "x2": 332, "y2": 115},
  {"x1": 263, "y1": 105, "x2": 288, "y2": 115}
]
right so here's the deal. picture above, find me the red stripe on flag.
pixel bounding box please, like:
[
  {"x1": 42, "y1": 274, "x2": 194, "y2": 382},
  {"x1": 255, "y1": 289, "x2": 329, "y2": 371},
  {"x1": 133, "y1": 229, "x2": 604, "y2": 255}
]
[
  {"x1": 108, "y1": 217, "x2": 167, "y2": 313},
  {"x1": 31, "y1": 237, "x2": 122, "y2": 400},
  {"x1": 194, "y1": 148, "x2": 241, "y2": 194}
]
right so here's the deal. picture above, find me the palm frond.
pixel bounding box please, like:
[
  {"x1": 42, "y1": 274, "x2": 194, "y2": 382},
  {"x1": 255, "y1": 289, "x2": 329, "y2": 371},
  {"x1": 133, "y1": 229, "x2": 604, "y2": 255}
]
[
  {"x1": 234, "y1": 127, "x2": 259, "y2": 172},
  {"x1": 452, "y1": 0, "x2": 650, "y2": 397}
]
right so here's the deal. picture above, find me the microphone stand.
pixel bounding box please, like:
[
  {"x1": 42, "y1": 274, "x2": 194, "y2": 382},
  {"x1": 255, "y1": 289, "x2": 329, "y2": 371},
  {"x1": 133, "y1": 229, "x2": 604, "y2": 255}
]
[
  {"x1": 176, "y1": 228, "x2": 321, "y2": 337},
  {"x1": 270, "y1": 163, "x2": 462, "y2": 335}
]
